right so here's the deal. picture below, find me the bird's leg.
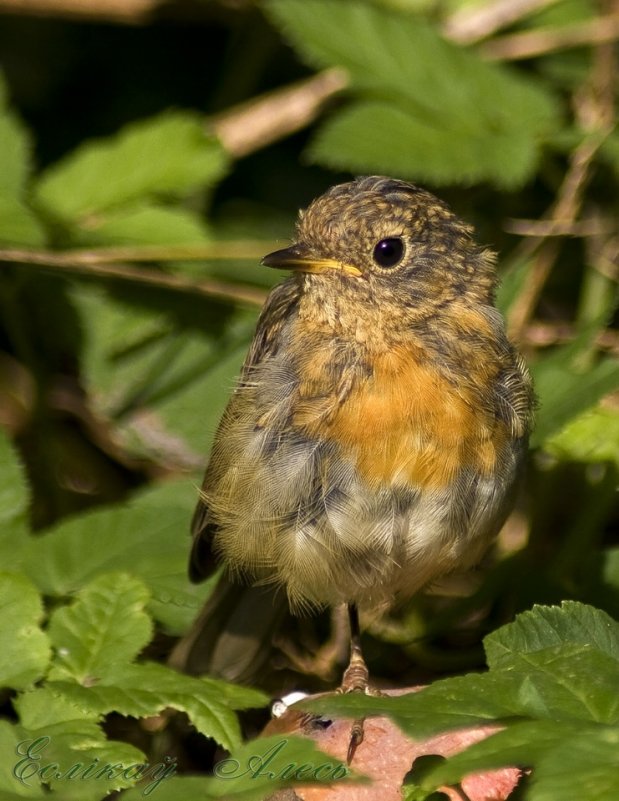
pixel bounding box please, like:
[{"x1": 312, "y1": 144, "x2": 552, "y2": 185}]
[
  {"x1": 340, "y1": 604, "x2": 370, "y2": 692},
  {"x1": 338, "y1": 604, "x2": 375, "y2": 763},
  {"x1": 274, "y1": 605, "x2": 349, "y2": 682}
]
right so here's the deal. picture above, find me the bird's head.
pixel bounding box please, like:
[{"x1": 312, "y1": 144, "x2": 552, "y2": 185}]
[{"x1": 262, "y1": 176, "x2": 497, "y2": 324}]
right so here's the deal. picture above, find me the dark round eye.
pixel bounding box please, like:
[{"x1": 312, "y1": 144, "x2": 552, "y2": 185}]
[{"x1": 372, "y1": 237, "x2": 404, "y2": 268}]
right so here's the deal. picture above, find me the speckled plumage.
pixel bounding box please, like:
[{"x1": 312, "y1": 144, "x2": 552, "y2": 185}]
[{"x1": 189, "y1": 176, "x2": 534, "y2": 615}]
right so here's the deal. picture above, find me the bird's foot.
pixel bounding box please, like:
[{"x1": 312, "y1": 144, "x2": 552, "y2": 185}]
[
  {"x1": 274, "y1": 606, "x2": 349, "y2": 682},
  {"x1": 337, "y1": 647, "x2": 383, "y2": 763}
]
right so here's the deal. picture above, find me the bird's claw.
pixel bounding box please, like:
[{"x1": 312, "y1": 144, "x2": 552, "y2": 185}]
[{"x1": 347, "y1": 717, "x2": 365, "y2": 764}]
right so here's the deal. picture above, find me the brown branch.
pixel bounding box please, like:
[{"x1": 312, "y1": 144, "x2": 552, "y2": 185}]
[
  {"x1": 523, "y1": 321, "x2": 619, "y2": 355},
  {"x1": 444, "y1": 0, "x2": 560, "y2": 45},
  {"x1": 506, "y1": 15, "x2": 617, "y2": 340},
  {"x1": 0, "y1": 248, "x2": 267, "y2": 307},
  {"x1": 210, "y1": 68, "x2": 349, "y2": 159},
  {"x1": 480, "y1": 14, "x2": 619, "y2": 60},
  {"x1": 0, "y1": 0, "x2": 159, "y2": 24}
]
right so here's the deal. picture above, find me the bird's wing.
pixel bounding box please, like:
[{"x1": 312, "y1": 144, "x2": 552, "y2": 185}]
[{"x1": 189, "y1": 279, "x2": 300, "y2": 582}]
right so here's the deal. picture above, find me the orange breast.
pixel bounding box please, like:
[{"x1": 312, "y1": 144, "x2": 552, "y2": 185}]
[{"x1": 295, "y1": 345, "x2": 507, "y2": 489}]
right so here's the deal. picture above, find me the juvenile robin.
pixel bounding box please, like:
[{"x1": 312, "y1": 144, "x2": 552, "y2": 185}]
[{"x1": 178, "y1": 176, "x2": 534, "y2": 751}]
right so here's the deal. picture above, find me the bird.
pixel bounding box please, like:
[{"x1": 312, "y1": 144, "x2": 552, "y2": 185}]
[{"x1": 177, "y1": 175, "x2": 534, "y2": 757}]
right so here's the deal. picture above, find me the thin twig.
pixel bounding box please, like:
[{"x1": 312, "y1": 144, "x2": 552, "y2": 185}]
[
  {"x1": 508, "y1": 133, "x2": 608, "y2": 338},
  {"x1": 594, "y1": 236, "x2": 619, "y2": 282},
  {"x1": 508, "y1": 242, "x2": 562, "y2": 340},
  {"x1": 0, "y1": 248, "x2": 267, "y2": 307},
  {"x1": 56, "y1": 241, "x2": 280, "y2": 265},
  {"x1": 507, "y1": 17, "x2": 616, "y2": 340},
  {"x1": 505, "y1": 218, "x2": 616, "y2": 238},
  {"x1": 211, "y1": 68, "x2": 349, "y2": 159},
  {"x1": 481, "y1": 14, "x2": 619, "y2": 60},
  {"x1": 444, "y1": 0, "x2": 560, "y2": 45}
]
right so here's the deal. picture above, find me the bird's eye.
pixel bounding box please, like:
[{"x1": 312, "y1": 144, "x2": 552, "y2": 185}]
[{"x1": 372, "y1": 237, "x2": 404, "y2": 269}]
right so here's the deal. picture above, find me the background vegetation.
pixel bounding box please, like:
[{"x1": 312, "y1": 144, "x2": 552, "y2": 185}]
[{"x1": 0, "y1": 0, "x2": 617, "y2": 799}]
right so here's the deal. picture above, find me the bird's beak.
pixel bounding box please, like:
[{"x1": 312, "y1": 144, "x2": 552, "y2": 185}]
[{"x1": 261, "y1": 245, "x2": 362, "y2": 278}]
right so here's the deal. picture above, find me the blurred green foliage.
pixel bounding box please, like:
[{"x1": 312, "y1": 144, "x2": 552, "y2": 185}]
[{"x1": 0, "y1": 0, "x2": 617, "y2": 798}]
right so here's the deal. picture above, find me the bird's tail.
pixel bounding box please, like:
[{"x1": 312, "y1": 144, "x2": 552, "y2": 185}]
[{"x1": 168, "y1": 576, "x2": 290, "y2": 684}]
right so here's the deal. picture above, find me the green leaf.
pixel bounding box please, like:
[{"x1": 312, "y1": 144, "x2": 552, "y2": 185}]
[
  {"x1": 545, "y1": 407, "x2": 619, "y2": 465},
  {"x1": 419, "y1": 718, "x2": 566, "y2": 783},
  {"x1": 601, "y1": 547, "x2": 619, "y2": 596},
  {"x1": 303, "y1": 602, "x2": 619, "y2": 801},
  {"x1": 306, "y1": 602, "x2": 619, "y2": 731},
  {"x1": 0, "y1": 196, "x2": 46, "y2": 247},
  {"x1": 483, "y1": 604, "x2": 619, "y2": 724},
  {"x1": 11, "y1": 720, "x2": 147, "y2": 799},
  {"x1": 527, "y1": 725, "x2": 619, "y2": 801},
  {"x1": 422, "y1": 720, "x2": 619, "y2": 801},
  {"x1": 47, "y1": 661, "x2": 267, "y2": 751},
  {"x1": 531, "y1": 352, "x2": 619, "y2": 447},
  {"x1": 0, "y1": 77, "x2": 45, "y2": 246},
  {"x1": 0, "y1": 427, "x2": 29, "y2": 529},
  {"x1": 149, "y1": 338, "x2": 249, "y2": 455},
  {"x1": 22, "y1": 481, "x2": 208, "y2": 634},
  {"x1": 306, "y1": 603, "x2": 619, "y2": 801},
  {"x1": 0, "y1": 573, "x2": 51, "y2": 690},
  {"x1": 35, "y1": 110, "x2": 229, "y2": 221},
  {"x1": 416, "y1": 719, "x2": 575, "y2": 791},
  {"x1": 14, "y1": 686, "x2": 149, "y2": 799},
  {"x1": 505, "y1": 643, "x2": 619, "y2": 723},
  {"x1": 68, "y1": 283, "x2": 172, "y2": 405},
  {"x1": 72, "y1": 201, "x2": 211, "y2": 247},
  {"x1": 527, "y1": 0, "x2": 596, "y2": 27},
  {"x1": 309, "y1": 99, "x2": 538, "y2": 188},
  {"x1": 69, "y1": 282, "x2": 254, "y2": 467},
  {"x1": 47, "y1": 573, "x2": 153, "y2": 683},
  {"x1": 34, "y1": 571, "x2": 266, "y2": 751},
  {"x1": 15, "y1": 687, "x2": 100, "y2": 730},
  {"x1": 304, "y1": 674, "x2": 526, "y2": 739},
  {"x1": 484, "y1": 601, "x2": 619, "y2": 668},
  {"x1": 0, "y1": 79, "x2": 33, "y2": 197},
  {"x1": 266, "y1": 0, "x2": 557, "y2": 187},
  {"x1": 0, "y1": 720, "x2": 47, "y2": 799}
]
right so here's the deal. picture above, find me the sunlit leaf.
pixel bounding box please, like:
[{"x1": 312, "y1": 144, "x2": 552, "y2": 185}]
[
  {"x1": 22, "y1": 481, "x2": 209, "y2": 634},
  {"x1": 47, "y1": 661, "x2": 267, "y2": 752},
  {"x1": 36, "y1": 111, "x2": 229, "y2": 220},
  {"x1": 545, "y1": 407, "x2": 619, "y2": 465},
  {"x1": 47, "y1": 573, "x2": 153, "y2": 683},
  {"x1": 0, "y1": 76, "x2": 45, "y2": 246},
  {"x1": 0, "y1": 574, "x2": 50, "y2": 690},
  {"x1": 72, "y1": 201, "x2": 211, "y2": 246},
  {"x1": 531, "y1": 353, "x2": 619, "y2": 447},
  {"x1": 266, "y1": 0, "x2": 557, "y2": 186}
]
